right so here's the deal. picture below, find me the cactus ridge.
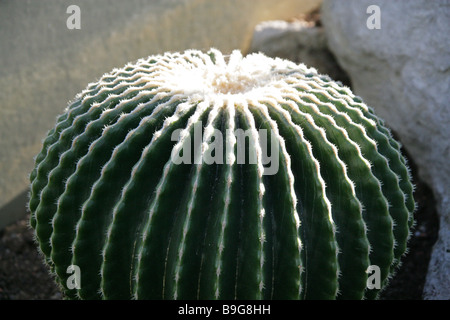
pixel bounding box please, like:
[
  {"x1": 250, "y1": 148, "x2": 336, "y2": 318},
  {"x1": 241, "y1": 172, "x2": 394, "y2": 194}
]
[{"x1": 29, "y1": 49, "x2": 415, "y2": 300}]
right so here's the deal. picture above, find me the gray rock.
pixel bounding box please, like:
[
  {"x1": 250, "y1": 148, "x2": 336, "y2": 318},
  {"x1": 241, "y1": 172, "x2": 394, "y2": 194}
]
[
  {"x1": 321, "y1": 0, "x2": 450, "y2": 299},
  {"x1": 248, "y1": 19, "x2": 349, "y2": 84}
]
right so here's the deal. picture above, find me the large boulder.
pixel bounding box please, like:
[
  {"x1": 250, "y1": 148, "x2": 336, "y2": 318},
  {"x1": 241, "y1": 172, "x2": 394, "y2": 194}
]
[
  {"x1": 321, "y1": 0, "x2": 450, "y2": 299},
  {"x1": 248, "y1": 19, "x2": 349, "y2": 84},
  {"x1": 249, "y1": 14, "x2": 348, "y2": 85},
  {"x1": 0, "y1": 0, "x2": 321, "y2": 229}
]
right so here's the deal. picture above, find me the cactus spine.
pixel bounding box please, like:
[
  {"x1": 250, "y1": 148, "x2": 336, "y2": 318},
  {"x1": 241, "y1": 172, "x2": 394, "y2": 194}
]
[{"x1": 29, "y1": 49, "x2": 415, "y2": 300}]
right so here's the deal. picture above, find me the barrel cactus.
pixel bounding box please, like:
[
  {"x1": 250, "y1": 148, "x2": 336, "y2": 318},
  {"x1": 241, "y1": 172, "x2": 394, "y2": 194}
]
[{"x1": 29, "y1": 49, "x2": 415, "y2": 300}]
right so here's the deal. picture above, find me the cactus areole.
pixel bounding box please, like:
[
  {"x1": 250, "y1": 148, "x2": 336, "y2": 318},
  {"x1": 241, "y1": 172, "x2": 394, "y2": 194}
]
[{"x1": 29, "y1": 49, "x2": 415, "y2": 300}]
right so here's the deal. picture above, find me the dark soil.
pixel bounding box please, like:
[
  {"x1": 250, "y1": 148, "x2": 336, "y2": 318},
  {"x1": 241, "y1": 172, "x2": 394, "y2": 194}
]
[{"x1": 0, "y1": 216, "x2": 62, "y2": 300}]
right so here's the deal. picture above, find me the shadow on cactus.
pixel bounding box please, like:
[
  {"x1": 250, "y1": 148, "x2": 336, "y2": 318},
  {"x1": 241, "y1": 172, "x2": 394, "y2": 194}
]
[{"x1": 28, "y1": 49, "x2": 415, "y2": 300}]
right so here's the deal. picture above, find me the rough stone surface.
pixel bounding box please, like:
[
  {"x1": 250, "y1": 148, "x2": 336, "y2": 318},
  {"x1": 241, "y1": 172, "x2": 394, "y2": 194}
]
[
  {"x1": 321, "y1": 0, "x2": 450, "y2": 299},
  {"x1": 248, "y1": 19, "x2": 349, "y2": 85},
  {"x1": 0, "y1": 0, "x2": 321, "y2": 228}
]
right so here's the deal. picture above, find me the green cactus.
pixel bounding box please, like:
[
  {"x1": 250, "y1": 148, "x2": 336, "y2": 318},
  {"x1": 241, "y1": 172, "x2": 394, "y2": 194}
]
[{"x1": 29, "y1": 49, "x2": 415, "y2": 300}]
